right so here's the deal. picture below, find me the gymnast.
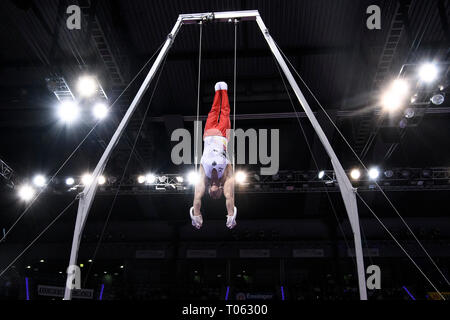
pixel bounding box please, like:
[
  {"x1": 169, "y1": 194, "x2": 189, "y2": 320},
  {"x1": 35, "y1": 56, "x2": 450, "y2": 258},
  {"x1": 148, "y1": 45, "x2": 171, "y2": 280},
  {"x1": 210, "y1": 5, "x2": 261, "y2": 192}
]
[{"x1": 190, "y1": 82, "x2": 237, "y2": 230}]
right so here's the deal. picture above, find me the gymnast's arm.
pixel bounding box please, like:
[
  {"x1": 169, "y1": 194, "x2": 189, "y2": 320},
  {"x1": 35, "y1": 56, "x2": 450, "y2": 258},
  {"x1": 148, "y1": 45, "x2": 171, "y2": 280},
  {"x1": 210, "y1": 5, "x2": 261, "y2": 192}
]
[
  {"x1": 223, "y1": 164, "x2": 235, "y2": 216},
  {"x1": 193, "y1": 165, "x2": 206, "y2": 216}
]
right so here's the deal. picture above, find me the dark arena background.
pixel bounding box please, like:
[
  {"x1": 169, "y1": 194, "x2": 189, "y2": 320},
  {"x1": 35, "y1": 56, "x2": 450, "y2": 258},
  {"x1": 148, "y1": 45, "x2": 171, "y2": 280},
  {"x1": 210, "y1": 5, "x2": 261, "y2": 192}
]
[{"x1": 0, "y1": 0, "x2": 449, "y2": 305}]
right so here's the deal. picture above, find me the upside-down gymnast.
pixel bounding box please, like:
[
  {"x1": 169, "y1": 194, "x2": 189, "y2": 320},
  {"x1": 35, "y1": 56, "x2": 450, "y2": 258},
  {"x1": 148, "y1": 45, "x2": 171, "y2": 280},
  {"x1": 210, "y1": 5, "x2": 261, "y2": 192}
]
[{"x1": 190, "y1": 82, "x2": 237, "y2": 230}]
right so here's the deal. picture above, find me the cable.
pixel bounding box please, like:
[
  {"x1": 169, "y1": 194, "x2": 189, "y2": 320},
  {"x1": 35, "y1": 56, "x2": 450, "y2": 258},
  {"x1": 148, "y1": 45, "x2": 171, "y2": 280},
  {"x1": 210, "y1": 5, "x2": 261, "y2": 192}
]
[
  {"x1": 233, "y1": 19, "x2": 238, "y2": 174},
  {"x1": 274, "y1": 40, "x2": 450, "y2": 287},
  {"x1": 0, "y1": 41, "x2": 166, "y2": 244},
  {"x1": 83, "y1": 54, "x2": 169, "y2": 286},
  {"x1": 0, "y1": 197, "x2": 77, "y2": 279},
  {"x1": 356, "y1": 192, "x2": 445, "y2": 300},
  {"x1": 194, "y1": 21, "x2": 203, "y2": 173}
]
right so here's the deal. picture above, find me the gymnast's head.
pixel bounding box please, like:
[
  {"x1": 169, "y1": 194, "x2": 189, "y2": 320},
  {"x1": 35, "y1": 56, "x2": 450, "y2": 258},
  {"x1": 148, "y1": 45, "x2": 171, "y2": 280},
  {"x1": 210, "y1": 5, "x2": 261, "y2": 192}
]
[{"x1": 208, "y1": 168, "x2": 223, "y2": 199}]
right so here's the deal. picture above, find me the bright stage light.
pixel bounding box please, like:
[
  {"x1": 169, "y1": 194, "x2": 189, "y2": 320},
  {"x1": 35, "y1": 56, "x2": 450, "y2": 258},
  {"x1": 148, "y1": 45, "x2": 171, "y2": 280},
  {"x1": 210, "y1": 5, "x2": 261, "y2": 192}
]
[
  {"x1": 65, "y1": 177, "x2": 75, "y2": 186},
  {"x1": 92, "y1": 102, "x2": 109, "y2": 120},
  {"x1": 418, "y1": 63, "x2": 438, "y2": 83},
  {"x1": 391, "y1": 79, "x2": 409, "y2": 95},
  {"x1": 18, "y1": 185, "x2": 35, "y2": 202},
  {"x1": 381, "y1": 79, "x2": 409, "y2": 112},
  {"x1": 137, "y1": 175, "x2": 146, "y2": 184},
  {"x1": 350, "y1": 169, "x2": 361, "y2": 181},
  {"x1": 77, "y1": 76, "x2": 97, "y2": 97},
  {"x1": 318, "y1": 171, "x2": 325, "y2": 179},
  {"x1": 187, "y1": 171, "x2": 200, "y2": 185},
  {"x1": 176, "y1": 176, "x2": 184, "y2": 183},
  {"x1": 368, "y1": 167, "x2": 380, "y2": 180},
  {"x1": 33, "y1": 175, "x2": 46, "y2": 188},
  {"x1": 98, "y1": 175, "x2": 106, "y2": 185},
  {"x1": 146, "y1": 173, "x2": 156, "y2": 184},
  {"x1": 57, "y1": 101, "x2": 80, "y2": 123},
  {"x1": 81, "y1": 174, "x2": 93, "y2": 186},
  {"x1": 235, "y1": 171, "x2": 247, "y2": 184}
]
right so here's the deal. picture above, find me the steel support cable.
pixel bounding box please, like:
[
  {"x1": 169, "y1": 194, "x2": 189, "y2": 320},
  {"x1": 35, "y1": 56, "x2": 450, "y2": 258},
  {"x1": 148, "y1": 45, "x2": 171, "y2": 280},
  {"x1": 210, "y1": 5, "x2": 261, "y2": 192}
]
[
  {"x1": 233, "y1": 20, "x2": 238, "y2": 200},
  {"x1": 194, "y1": 22, "x2": 203, "y2": 172},
  {"x1": 356, "y1": 192, "x2": 446, "y2": 300},
  {"x1": 0, "y1": 198, "x2": 77, "y2": 278}
]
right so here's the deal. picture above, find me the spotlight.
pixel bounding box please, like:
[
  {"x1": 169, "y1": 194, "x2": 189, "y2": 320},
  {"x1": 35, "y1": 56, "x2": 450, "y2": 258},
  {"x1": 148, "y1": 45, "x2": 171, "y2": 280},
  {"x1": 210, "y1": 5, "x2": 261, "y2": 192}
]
[
  {"x1": 98, "y1": 175, "x2": 106, "y2": 185},
  {"x1": 418, "y1": 63, "x2": 438, "y2": 83},
  {"x1": 187, "y1": 171, "x2": 200, "y2": 185},
  {"x1": 146, "y1": 173, "x2": 156, "y2": 184},
  {"x1": 431, "y1": 93, "x2": 445, "y2": 105},
  {"x1": 65, "y1": 177, "x2": 75, "y2": 186},
  {"x1": 235, "y1": 171, "x2": 247, "y2": 184},
  {"x1": 81, "y1": 174, "x2": 93, "y2": 186},
  {"x1": 77, "y1": 76, "x2": 97, "y2": 97},
  {"x1": 350, "y1": 169, "x2": 361, "y2": 181},
  {"x1": 92, "y1": 102, "x2": 109, "y2": 120},
  {"x1": 176, "y1": 176, "x2": 184, "y2": 183},
  {"x1": 18, "y1": 185, "x2": 35, "y2": 202},
  {"x1": 381, "y1": 79, "x2": 409, "y2": 112},
  {"x1": 318, "y1": 171, "x2": 325, "y2": 179},
  {"x1": 404, "y1": 108, "x2": 415, "y2": 119},
  {"x1": 384, "y1": 170, "x2": 394, "y2": 178},
  {"x1": 57, "y1": 101, "x2": 80, "y2": 123},
  {"x1": 33, "y1": 175, "x2": 46, "y2": 188},
  {"x1": 368, "y1": 167, "x2": 380, "y2": 180},
  {"x1": 137, "y1": 175, "x2": 146, "y2": 184}
]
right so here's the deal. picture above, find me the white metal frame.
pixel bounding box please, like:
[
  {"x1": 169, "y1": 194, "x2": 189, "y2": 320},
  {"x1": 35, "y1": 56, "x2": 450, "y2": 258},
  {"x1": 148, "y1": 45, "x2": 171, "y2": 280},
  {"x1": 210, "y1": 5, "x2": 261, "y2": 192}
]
[{"x1": 64, "y1": 10, "x2": 367, "y2": 300}]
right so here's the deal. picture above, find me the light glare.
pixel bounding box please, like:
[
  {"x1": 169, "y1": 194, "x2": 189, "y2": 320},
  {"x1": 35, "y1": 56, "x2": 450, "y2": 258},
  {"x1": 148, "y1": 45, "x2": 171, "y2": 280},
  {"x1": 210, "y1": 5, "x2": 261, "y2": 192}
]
[
  {"x1": 418, "y1": 63, "x2": 438, "y2": 83},
  {"x1": 98, "y1": 175, "x2": 106, "y2": 185},
  {"x1": 65, "y1": 177, "x2": 75, "y2": 186},
  {"x1": 235, "y1": 171, "x2": 247, "y2": 184},
  {"x1": 368, "y1": 168, "x2": 380, "y2": 180},
  {"x1": 187, "y1": 171, "x2": 200, "y2": 185},
  {"x1": 77, "y1": 76, "x2": 97, "y2": 97},
  {"x1": 137, "y1": 175, "x2": 146, "y2": 184},
  {"x1": 318, "y1": 171, "x2": 325, "y2": 179},
  {"x1": 93, "y1": 102, "x2": 109, "y2": 120},
  {"x1": 18, "y1": 185, "x2": 35, "y2": 202},
  {"x1": 350, "y1": 169, "x2": 361, "y2": 180},
  {"x1": 146, "y1": 174, "x2": 156, "y2": 184},
  {"x1": 81, "y1": 174, "x2": 93, "y2": 186},
  {"x1": 381, "y1": 79, "x2": 409, "y2": 112},
  {"x1": 57, "y1": 101, "x2": 80, "y2": 123},
  {"x1": 33, "y1": 175, "x2": 46, "y2": 188}
]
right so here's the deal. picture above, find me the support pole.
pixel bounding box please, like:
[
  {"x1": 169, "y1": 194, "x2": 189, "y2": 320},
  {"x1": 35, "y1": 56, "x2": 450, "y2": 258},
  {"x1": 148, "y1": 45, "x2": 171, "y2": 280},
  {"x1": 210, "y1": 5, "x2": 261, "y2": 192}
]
[
  {"x1": 255, "y1": 14, "x2": 367, "y2": 300},
  {"x1": 63, "y1": 17, "x2": 183, "y2": 300}
]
